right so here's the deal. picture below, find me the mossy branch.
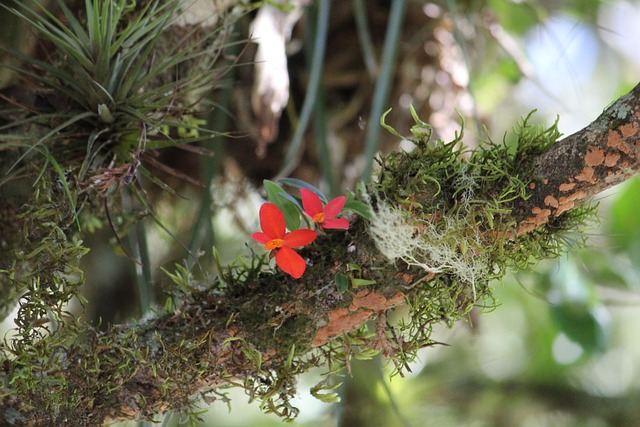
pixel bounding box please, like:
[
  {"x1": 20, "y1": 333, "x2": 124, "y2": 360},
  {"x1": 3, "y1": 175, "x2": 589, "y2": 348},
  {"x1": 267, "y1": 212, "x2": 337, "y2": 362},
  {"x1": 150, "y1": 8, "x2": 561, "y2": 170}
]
[
  {"x1": 512, "y1": 82, "x2": 640, "y2": 235},
  {"x1": 1, "y1": 84, "x2": 639, "y2": 426}
]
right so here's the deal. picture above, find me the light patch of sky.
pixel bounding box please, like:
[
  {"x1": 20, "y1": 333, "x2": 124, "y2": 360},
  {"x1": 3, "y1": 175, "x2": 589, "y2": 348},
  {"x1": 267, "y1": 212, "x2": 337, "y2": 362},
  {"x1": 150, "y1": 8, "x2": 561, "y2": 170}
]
[
  {"x1": 598, "y1": 1, "x2": 640, "y2": 67},
  {"x1": 515, "y1": 15, "x2": 602, "y2": 135},
  {"x1": 513, "y1": 2, "x2": 640, "y2": 136},
  {"x1": 552, "y1": 332, "x2": 583, "y2": 365}
]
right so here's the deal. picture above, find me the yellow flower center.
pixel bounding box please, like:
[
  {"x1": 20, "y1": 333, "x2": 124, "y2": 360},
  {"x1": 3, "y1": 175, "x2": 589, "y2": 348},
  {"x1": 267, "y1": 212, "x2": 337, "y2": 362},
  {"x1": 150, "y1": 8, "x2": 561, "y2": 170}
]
[
  {"x1": 312, "y1": 212, "x2": 325, "y2": 224},
  {"x1": 265, "y1": 239, "x2": 284, "y2": 250}
]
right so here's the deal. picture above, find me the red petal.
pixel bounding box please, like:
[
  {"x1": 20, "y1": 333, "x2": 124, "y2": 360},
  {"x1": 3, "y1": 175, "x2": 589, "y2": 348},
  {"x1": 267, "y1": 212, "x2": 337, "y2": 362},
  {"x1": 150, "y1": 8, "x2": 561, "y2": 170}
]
[
  {"x1": 251, "y1": 232, "x2": 271, "y2": 244},
  {"x1": 275, "y1": 246, "x2": 307, "y2": 278},
  {"x1": 301, "y1": 188, "x2": 323, "y2": 217},
  {"x1": 259, "y1": 203, "x2": 285, "y2": 239},
  {"x1": 283, "y1": 229, "x2": 317, "y2": 248},
  {"x1": 324, "y1": 196, "x2": 346, "y2": 219},
  {"x1": 322, "y1": 217, "x2": 349, "y2": 230}
]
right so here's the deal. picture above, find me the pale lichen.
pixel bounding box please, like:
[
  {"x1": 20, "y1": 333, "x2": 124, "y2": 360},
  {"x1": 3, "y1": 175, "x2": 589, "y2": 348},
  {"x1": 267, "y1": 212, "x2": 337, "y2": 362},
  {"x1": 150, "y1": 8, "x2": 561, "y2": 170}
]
[{"x1": 364, "y1": 192, "x2": 488, "y2": 298}]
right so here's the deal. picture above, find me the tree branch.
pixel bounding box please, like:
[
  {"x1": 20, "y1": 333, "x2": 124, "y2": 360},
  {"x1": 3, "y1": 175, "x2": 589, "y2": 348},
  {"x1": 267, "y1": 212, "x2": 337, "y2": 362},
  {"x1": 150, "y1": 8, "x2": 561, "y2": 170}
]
[
  {"x1": 513, "y1": 83, "x2": 640, "y2": 235},
  {"x1": 2, "y1": 83, "x2": 640, "y2": 426}
]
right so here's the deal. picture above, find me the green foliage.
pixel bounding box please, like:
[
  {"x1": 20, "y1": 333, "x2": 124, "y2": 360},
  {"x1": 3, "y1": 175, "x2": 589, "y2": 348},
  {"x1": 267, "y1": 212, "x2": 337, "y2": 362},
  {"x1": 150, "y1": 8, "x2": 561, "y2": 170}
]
[
  {"x1": 263, "y1": 179, "x2": 301, "y2": 231},
  {"x1": 343, "y1": 189, "x2": 372, "y2": 220},
  {"x1": 7, "y1": 0, "x2": 175, "y2": 115},
  {"x1": 0, "y1": 104, "x2": 598, "y2": 425},
  {"x1": 608, "y1": 177, "x2": 640, "y2": 259},
  {"x1": 279, "y1": 177, "x2": 328, "y2": 204},
  {"x1": 334, "y1": 273, "x2": 349, "y2": 293},
  {"x1": 0, "y1": 176, "x2": 90, "y2": 420},
  {"x1": 4, "y1": 175, "x2": 88, "y2": 319},
  {"x1": 0, "y1": 1, "x2": 609, "y2": 423},
  {"x1": 153, "y1": 107, "x2": 598, "y2": 422},
  {"x1": 310, "y1": 380, "x2": 342, "y2": 403},
  {"x1": 0, "y1": 0, "x2": 243, "y2": 423},
  {"x1": 0, "y1": 0, "x2": 239, "y2": 324}
]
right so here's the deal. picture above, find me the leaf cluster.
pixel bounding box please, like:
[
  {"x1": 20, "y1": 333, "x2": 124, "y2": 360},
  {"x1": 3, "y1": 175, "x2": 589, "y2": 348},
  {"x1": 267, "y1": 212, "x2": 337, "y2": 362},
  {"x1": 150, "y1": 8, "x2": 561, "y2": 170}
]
[{"x1": 0, "y1": 175, "x2": 91, "y2": 423}]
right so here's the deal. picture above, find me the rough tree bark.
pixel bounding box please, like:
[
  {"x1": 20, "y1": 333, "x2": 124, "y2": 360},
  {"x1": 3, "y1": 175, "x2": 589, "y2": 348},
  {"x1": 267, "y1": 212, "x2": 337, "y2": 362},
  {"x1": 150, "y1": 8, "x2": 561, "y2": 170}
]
[
  {"x1": 1, "y1": 83, "x2": 639, "y2": 426},
  {"x1": 513, "y1": 84, "x2": 640, "y2": 235}
]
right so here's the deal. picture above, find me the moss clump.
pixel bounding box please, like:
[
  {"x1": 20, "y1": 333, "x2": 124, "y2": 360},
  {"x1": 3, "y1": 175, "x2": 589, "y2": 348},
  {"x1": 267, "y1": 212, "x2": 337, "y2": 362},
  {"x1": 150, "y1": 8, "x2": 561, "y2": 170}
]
[
  {"x1": 356, "y1": 109, "x2": 596, "y2": 372},
  {"x1": 0, "y1": 172, "x2": 91, "y2": 423},
  {"x1": 373, "y1": 109, "x2": 589, "y2": 282}
]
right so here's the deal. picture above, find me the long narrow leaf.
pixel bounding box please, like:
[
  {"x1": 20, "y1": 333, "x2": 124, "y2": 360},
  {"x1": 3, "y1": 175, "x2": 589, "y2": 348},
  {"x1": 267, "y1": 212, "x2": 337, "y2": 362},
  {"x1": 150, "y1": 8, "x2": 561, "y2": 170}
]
[
  {"x1": 352, "y1": 0, "x2": 378, "y2": 80},
  {"x1": 14, "y1": 2, "x2": 93, "y2": 68},
  {"x1": 44, "y1": 150, "x2": 81, "y2": 230},
  {"x1": 9, "y1": 10, "x2": 93, "y2": 70},
  {"x1": 361, "y1": 0, "x2": 407, "y2": 181},
  {"x1": 312, "y1": 89, "x2": 337, "y2": 196},
  {"x1": 276, "y1": 0, "x2": 331, "y2": 179},
  {"x1": 7, "y1": 112, "x2": 94, "y2": 175},
  {"x1": 279, "y1": 178, "x2": 328, "y2": 204},
  {"x1": 55, "y1": 0, "x2": 91, "y2": 45},
  {"x1": 84, "y1": 0, "x2": 97, "y2": 45}
]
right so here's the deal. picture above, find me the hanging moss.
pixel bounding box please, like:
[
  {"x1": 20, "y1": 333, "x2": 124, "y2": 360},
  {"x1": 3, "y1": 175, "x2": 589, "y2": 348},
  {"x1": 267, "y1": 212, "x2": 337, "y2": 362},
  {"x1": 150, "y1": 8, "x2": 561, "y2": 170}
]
[{"x1": 350, "y1": 108, "x2": 597, "y2": 374}]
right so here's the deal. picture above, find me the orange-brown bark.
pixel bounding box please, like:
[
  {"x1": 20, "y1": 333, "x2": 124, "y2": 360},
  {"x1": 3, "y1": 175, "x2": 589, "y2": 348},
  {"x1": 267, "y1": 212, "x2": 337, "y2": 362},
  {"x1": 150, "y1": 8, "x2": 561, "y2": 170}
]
[{"x1": 513, "y1": 83, "x2": 640, "y2": 235}]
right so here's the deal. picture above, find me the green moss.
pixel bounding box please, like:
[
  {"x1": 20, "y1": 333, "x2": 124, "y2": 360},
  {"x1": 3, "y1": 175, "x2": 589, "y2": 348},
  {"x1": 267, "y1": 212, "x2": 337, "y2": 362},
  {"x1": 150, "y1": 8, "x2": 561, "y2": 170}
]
[
  {"x1": 199, "y1": 109, "x2": 598, "y2": 412},
  {"x1": 0, "y1": 104, "x2": 597, "y2": 425},
  {"x1": 356, "y1": 109, "x2": 595, "y2": 374}
]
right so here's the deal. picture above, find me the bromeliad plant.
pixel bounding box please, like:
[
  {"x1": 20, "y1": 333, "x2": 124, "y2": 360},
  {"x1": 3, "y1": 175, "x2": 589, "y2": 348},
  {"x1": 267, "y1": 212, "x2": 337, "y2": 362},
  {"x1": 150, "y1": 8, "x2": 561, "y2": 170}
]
[
  {"x1": 0, "y1": 0, "x2": 239, "y2": 197},
  {"x1": 0, "y1": 0, "x2": 242, "y2": 317},
  {"x1": 251, "y1": 180, "x2": 359, "y2": 278}
]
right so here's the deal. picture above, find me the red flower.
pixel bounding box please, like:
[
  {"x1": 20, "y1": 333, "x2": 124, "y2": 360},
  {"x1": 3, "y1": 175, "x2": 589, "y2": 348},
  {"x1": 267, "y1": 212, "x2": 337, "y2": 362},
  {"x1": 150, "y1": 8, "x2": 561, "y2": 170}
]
[
  {"x1": 252, "y1": 203, "x2": 317, "y2": 278},
  {"x1": 300, "y1": 188, "x2": 349, "y2": 230}
]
